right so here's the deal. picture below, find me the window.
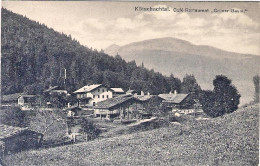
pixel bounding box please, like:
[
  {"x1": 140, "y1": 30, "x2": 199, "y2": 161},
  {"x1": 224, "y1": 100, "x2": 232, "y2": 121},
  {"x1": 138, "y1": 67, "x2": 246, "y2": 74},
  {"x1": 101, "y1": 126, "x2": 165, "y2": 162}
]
[
  {"x1": 93, "y1": 102, "x2": 96, "y2": 106},
  {"x1": 93, "y1": 95, "x2": 95, "y2": 98},
  {"x1": 107, "y1": 95, "x2": 109, "y2": 98},
  {"x1": 102, "y1": 95, "x2": 104, "y2": 98},
  {"x1": 98, "y1": 95, "x2": 100, "y2": 98},
  {"x1": 98, "y1": 89, "x2": 100, "y2": 92},
  {"x1": 102, "y1": 89, "x2": 105, "y2": 92}
]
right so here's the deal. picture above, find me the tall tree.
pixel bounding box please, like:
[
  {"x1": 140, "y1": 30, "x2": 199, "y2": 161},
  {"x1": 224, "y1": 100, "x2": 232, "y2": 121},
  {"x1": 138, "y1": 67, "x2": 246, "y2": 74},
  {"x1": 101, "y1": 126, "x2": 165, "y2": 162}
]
[
  {"x1": 200, "y1": 75, "x2": 240, "y2": 117},
  {"x1": 253, "y1": 75, "x2": 260, "y2": 103}
]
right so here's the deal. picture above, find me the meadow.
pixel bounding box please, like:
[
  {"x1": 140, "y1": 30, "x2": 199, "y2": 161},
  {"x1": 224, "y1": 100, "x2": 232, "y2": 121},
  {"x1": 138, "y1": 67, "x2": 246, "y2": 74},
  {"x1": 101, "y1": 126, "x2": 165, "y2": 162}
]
[{"x1": 3, "y1": 104, "x2": 258, "y2": 166}]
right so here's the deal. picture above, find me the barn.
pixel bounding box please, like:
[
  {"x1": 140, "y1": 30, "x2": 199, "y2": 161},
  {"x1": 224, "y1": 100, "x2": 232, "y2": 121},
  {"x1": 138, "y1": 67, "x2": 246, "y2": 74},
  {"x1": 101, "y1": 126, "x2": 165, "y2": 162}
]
[
  {"x1": 0, "y1": 124, "x2": 43, "y2": 156},
  {"x1": 94, "y1": 94, "x2": 138, "y2": 119},
  {"x1": 159, "y1": 92, "x2": 195, "y2": 109}
]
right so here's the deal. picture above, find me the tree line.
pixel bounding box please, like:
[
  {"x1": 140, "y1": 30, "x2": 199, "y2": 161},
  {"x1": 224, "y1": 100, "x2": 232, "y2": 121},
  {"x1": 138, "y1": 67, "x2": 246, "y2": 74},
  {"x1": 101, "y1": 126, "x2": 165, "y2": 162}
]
[{"x1": 1, "y1": 8, "x2": 199, "y2": 96}]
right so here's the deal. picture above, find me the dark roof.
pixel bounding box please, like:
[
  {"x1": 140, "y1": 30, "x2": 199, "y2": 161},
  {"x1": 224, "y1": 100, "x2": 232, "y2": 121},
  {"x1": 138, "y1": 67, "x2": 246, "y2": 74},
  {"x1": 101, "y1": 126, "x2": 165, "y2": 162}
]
[
  {"x1": 2, "y1": 93, "x2": 24, "y2": 102},
  {"x1": 159, "y1": 93, "x2": 189, "y2": 104},
  {"x1": 0, "y1": 124, "x2": 28, "y2": 139},
  {"x1": 95, "y1": 95, "x2": 134, "y2": 109}
]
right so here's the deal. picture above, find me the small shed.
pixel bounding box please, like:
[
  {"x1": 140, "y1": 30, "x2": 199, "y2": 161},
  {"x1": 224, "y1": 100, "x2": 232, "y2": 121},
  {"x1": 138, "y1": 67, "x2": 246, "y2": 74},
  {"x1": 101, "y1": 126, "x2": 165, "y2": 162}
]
[{"x1": 0, "y1": 124, "x2": 43, "y2": 155}]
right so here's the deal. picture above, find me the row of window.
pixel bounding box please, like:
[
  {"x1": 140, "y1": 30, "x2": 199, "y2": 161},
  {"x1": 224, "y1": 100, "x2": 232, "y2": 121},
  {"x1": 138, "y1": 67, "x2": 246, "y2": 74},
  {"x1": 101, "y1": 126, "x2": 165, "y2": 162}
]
[
  {"x1": 97, "y1": 88, "x2": 109, "y2": 92},
  {"x1": 93, "y1": 95, "x2": 109, "y2": 99},
  {"x1": 77, "y1": 92, "x2": 110, "y2": 98}
]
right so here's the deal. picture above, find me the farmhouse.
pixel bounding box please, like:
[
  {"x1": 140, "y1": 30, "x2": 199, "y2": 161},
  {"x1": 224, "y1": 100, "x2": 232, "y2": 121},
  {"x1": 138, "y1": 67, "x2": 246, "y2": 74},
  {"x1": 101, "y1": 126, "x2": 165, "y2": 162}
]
[
  {"x1": 18, "y1": 95, "x2": 36, "y2": 107},
  {"x1": 134, "y1": 94, "x2": 163, "y2": 119},
  {"x1": 65, "y1": 106, "x2": 94, "y2": 117},
  {"x1": 159, "y1": 92, "x2": 195, "y2": 109},
  {"x1": 94, "y1": 94, "x2": 138, "y2": 119},
  {"x1": 1, "y1": 93, "x2": 36, "y2": 107},
  {"x1": 0, "y1": 124, "x2": 43, "y2": 156},
  {"x1": 73, "y1": 84, "x2": 114, "y2": 107}
]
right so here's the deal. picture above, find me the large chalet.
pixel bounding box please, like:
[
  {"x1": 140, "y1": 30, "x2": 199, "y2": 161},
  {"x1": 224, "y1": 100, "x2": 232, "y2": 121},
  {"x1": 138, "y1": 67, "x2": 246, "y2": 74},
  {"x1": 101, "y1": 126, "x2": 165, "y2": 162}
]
[{"x1": 73, "y1": 84, "x2": 125, "y2": 107}]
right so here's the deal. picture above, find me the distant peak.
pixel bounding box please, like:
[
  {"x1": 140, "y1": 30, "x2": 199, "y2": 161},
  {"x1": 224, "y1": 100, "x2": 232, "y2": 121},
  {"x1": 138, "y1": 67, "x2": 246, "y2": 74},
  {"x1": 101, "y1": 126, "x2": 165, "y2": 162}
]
[{"x1": 106, "y1": 44, "x2": 120, "y2": 48}]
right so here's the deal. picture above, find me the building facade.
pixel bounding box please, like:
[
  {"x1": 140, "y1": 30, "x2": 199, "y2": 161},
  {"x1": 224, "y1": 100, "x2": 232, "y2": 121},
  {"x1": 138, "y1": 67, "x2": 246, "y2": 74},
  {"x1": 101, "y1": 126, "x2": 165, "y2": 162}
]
[{"x1": 74, "y1": 84, "x2": 113, "y2": 107}]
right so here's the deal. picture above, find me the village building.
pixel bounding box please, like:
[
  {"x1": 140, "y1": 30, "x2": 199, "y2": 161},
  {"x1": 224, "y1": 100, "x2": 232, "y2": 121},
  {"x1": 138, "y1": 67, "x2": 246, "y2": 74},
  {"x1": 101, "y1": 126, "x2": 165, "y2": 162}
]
[
  {"x1": 0, "y1": 124, "x2": 43, "y2": 156},
  {"x1": 44, "y1": 86, "x2": 68, "y2": 95},
  {"x1": 94, "y1": 94, "x2": 138, "y2": 119},
  {"x1": 1, "y1": 93, "x2": 36, "y2": 107},
  {"x1": 126, "y1": 89, "x2": 138, "y2": 95},
  {"x1": 110, "y1": 88, "x2": 125, "y2": 97},
  {"x1": 18, "y1": 95, "x2": 36, "y2": 107},
  {"x1": 94, "y1": 93, "x2": 163, "y2": 120},
  {"x1": 134, "y1": 93, "x2": 163, "y2": 119},
  {"x1": 159, "y1": 91, "x2": 195, "y2": 110},
  {"x1": 65, "y1": 106, "x2": 94, "y2": 117},
  {"x1": 73, "y1": 84, "x2": 114, "y2": 107}
]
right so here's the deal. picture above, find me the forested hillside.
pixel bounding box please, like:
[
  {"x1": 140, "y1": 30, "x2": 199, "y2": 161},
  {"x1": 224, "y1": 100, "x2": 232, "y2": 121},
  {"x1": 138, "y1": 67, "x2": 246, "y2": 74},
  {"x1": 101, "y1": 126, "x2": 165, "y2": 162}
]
[{"x1": 1, "y1": 8, "x2": 186, "y2": 95}]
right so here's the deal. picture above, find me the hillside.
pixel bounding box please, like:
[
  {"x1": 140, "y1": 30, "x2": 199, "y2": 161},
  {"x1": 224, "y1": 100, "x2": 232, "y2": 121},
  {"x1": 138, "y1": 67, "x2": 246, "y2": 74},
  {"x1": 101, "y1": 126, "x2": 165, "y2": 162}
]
[
  {"x1": 105, "y1": 38, "x2": 260, "y2": 104},
  {"x1": 3, "y1": 104, "x2": 259, "y2": 165},
  {"x1": 1, "y1": 8, "x2": 181, "y2": 95}
]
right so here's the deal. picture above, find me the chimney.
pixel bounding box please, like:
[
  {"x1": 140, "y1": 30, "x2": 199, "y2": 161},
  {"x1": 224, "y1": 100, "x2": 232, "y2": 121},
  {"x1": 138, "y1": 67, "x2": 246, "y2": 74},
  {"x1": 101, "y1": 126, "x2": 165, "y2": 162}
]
[
  {"x1": 169, "y1": 91, "x2": 172, "y2": 94},
  {"x1": 174, "y1": 90, "x2": 177, "y2": 95},
  {"x1": 141, "y1": 91, "x2": 144, "y2": 96},
  {"x1": 147, "y1": 92, "x2": 150, "y2": 96}
]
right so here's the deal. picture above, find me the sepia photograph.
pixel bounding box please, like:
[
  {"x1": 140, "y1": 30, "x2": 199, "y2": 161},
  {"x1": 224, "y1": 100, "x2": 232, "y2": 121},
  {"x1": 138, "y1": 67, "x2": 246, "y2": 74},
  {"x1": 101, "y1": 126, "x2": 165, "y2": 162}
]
[{"x1": 0, "y1": 1, "x2": 259, "y2": 165}]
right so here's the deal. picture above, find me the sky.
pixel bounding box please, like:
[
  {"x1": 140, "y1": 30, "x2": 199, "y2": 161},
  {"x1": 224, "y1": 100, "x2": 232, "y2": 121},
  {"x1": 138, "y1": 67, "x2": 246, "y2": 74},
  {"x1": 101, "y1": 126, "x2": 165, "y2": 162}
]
[{"x1": 2, "y1": 1, "x2": 260, "y2": 55}]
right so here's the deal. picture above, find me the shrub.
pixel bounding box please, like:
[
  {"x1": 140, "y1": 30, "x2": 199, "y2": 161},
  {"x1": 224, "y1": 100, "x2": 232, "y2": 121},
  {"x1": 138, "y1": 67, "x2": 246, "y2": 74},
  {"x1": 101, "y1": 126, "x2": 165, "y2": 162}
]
[
  {"x1": 0, "y1": 106, "x2": 26, "y2": 127},
  {"x1": 80, "y1": 118, "x2": 101, "y2": 140}
]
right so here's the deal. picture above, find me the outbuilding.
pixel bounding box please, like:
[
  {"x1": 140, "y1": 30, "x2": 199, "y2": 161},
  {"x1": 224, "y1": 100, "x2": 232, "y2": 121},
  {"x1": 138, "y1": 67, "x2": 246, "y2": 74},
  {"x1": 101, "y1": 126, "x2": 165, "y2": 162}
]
[{"x1": 0, "y1": 124, "x2": 43, "y2": 156}]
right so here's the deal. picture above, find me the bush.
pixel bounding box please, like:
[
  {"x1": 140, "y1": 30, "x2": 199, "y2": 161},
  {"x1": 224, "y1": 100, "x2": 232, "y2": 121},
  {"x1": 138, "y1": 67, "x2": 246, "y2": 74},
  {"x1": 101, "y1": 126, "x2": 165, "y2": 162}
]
[
  {"x1": 200, "y1": 75, "x2": 241, "y2": 117},
  {"x1": 80, "y1": 118, "x2": 101, "y2": 140},
  {"x1": 0, "y1": 106, "x2": 26, "y2": 127}
]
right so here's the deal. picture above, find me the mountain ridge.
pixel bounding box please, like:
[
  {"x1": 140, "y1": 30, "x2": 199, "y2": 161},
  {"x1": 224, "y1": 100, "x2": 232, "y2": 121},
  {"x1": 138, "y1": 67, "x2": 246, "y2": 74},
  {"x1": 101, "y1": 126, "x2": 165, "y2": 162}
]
[{"x1": 105, "y1": 37, "x2": 260, "y2": 105}]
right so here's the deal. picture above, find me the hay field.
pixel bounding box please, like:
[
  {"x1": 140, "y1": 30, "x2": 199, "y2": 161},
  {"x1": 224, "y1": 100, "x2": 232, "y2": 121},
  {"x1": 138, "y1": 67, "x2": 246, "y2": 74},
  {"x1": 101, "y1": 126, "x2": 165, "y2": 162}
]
[{"x1": 3, "y1": 104, "x2": 259, "y2": 166}]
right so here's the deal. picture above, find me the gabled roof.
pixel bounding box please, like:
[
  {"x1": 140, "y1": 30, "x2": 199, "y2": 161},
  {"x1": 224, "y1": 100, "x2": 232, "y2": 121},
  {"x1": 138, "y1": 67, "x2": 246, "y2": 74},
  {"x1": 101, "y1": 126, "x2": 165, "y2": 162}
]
[
  {"x1": 44, "y1": 86, "x2": 61, "y2": 93},
  {"x1": 73, "y1": 84, "x2": 104, "y2": 94},
  {"x1": 20, "y1": 95, "x2": 36, "y2": 98},
  {"x1": 2, "y1": 93, "x2": 24, "y2": 102},
  {"x1": 111, "y1": 88, "x2": 125, "y2": 93},
  {"x1": 135, "y1": 95, "x2": 154, "y2": 102},
  {"x1": 159, "y1": 93, "x2": 189, "y2": 104},
  {"x1": 95, "y1": 95, "x2": 134, "y2": 109},
  {"x1": 126, "y1": 89, "x2": 137, "y2": 94},
  {"x1": 0, "y1": 124, "x2": 28, "y2": 139}
]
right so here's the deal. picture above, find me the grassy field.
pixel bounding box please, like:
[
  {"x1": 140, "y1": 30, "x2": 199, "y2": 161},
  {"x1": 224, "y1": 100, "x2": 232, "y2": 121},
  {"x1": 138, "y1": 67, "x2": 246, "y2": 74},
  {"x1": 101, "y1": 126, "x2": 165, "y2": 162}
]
[{"x1": 3, "y1": 104, "x2": 259, "y2": 166}]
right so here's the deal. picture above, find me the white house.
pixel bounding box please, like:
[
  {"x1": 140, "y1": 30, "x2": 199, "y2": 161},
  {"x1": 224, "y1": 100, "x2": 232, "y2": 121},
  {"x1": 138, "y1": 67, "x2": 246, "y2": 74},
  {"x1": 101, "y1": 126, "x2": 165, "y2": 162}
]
[{"x1": 73, "y1": 84, "x2": 113, "y2": 107}]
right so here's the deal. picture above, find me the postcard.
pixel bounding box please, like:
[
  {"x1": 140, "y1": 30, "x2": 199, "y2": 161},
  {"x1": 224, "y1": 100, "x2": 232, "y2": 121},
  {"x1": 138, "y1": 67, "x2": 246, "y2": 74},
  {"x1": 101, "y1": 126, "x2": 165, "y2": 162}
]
[{"x1": 1, "y1": 1, "x2": 259, "y2": 165}]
